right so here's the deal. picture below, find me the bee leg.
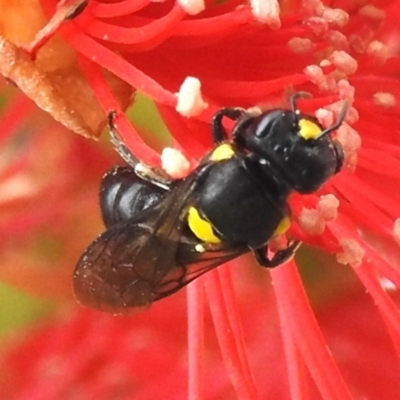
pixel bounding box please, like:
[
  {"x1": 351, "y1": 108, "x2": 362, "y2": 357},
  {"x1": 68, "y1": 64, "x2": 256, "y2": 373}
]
[
  {"x1": 133, "y1": 164, "x2": 173, "y2": 191},
  {"x1": 108, "y1": 111, "x2": 173, "y2": 190},
  {"x1": 212, "y1": 108, "x2": 246, "y2": 143},
  {"x1": 108, "y1": 111, "x2": 141, "y2": 168},
  {"x1": 253, "y1": 240, "x2": 302, "y2": 268}
]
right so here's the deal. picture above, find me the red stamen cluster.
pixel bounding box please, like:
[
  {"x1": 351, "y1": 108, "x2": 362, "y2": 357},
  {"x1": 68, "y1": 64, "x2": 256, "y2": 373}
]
[{"x1": 0, "y1": 0, "x2": 400, "y2": 398}]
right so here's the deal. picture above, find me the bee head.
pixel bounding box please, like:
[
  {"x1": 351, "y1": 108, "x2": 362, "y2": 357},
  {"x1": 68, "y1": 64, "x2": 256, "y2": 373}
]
[{"x1": 234, "y1": 94, "x2": 347, "y2": 193}]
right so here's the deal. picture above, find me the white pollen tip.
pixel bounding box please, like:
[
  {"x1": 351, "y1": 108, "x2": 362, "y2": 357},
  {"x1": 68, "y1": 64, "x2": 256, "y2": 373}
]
[
  {"x1": 366, "y1": 40, "x2": 389, "y2": 61},
  {"x1": 325, "y1": 30, "x2": 348, "y2": 49},
  {"x1": 304, "y1": 64, "x2": 324, "y2": 86},
  {"x1": 336, "y1": 239, "x2": 365, "y2": 267},
  {"x1": 315, "y1": 108, "x2": 334, "y2": 128},
  {"x1": 345, "y1": 106, "x2": 359, "y2": 124},
  {"x1": 337, "y1": 79, "x2": 355, "y2": 102},
  {"x1": 178, "y1": 0, "x2": 205, "y2": 15},
  {"x1": 330, "y1": 50, "x2": 358, "y2": 75},
  {"x1": 251, "y1": 0, "x2": 281, "y2": 29},
  {"x1": 161, "y1": 147, "x2": 191, "y2": 179},
  {"x1": 317, "y1": 194, "x2": 340, "y2": 221},
  {"x1": 336, "y1": 122, "x2": 361, "y2": 171},
  {"x1": 358, "y1": 5, "x2": 386, "y2": 21},
  {"x1": 298, "y1": 208, "x2": 325, "y2": 235},
  {"x1": 319, "y1": 59, "x2": 331, "y2": 67},
  {"x1": 304, "y1": 17, "x2": 329, "y2": 36},
  {"x1": 176, "y1": 77, "x2": 208, "y2": 117},
  {"x1": 323, "y1": 101, "x2": 358, "y2": 124},
  {"x1": 288, "y1": 38, "x2": 314, "y2": 54},
  {"x1": 303, "y1": 64, "x2": 337, "y2": 91},
  {"x1": 373, "y1": 92, "x2": 396, "y2": 108},
  {"x1": 321, "y1": 7, "x2": 349, "y2": 27}
]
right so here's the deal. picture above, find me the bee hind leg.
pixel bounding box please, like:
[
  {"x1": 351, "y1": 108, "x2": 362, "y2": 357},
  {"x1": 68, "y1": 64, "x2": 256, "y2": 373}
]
[
  {"x1": 108, "y1": 111, "x2": 141, "y2": 168},
  {"x1": 108, "y1": 111, "x2": 173, "y2": 190}
]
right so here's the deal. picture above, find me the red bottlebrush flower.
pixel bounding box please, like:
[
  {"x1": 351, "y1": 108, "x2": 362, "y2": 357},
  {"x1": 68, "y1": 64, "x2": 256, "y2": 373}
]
[{"x1": 1, "y1": 0, "x2": 400, "y2": 399}]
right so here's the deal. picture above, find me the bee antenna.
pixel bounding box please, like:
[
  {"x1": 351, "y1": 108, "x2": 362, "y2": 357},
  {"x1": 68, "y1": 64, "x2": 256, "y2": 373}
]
[
  {"x1": 290, "y1": 92, "x2": 313, "y2": 125},
  {"x1": 316, "y1": 100, "x2": 349, "y2": 140}
]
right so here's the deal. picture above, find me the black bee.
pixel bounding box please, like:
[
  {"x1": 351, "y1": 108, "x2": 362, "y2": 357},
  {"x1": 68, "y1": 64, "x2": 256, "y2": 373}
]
[{"x1": 73, "y1": 93, "x2": 347, "y2": 314}]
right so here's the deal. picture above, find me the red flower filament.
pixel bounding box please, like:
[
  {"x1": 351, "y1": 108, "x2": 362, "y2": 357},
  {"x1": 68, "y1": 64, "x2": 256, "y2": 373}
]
[{"x1": 0, "y1": 0, "x2": 400, "y2": 399}]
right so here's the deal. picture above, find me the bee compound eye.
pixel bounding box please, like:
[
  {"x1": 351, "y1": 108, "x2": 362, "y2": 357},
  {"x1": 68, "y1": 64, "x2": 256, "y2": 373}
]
[{"x1": 333, "y1": 141, "x2": 344, "y2": 173}]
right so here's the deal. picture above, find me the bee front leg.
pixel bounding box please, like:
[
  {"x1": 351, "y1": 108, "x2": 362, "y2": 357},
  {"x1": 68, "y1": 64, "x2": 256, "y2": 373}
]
[
  {"x1": 211, "y1": 108, "x2": 246, "y2": 143},
  {"x1": 253, "y1": 240, "x2": 302, "y2": 268}
]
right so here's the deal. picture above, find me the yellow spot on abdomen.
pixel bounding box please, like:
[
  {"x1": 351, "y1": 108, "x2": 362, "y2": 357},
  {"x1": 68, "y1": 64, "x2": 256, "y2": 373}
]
[
  {"x1": 209, "y1": 144, "x2": 235, "y2": 161},
  {"x1": 187, "y1": 207, "x2": 221, "y2": 244},
  {"x1": 298, "y1": 119, "x2": 322, "y2": 140},
  {"x1": 274, "y1": 216, "x2": 291, "y2": 236}
]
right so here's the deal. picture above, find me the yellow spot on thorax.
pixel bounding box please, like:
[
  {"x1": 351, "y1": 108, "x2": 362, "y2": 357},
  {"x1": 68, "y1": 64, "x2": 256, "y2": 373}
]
[
  {"x1": 274, "y1": 216, "x2": 291, "y2": 236},
  {"x1": 209, "y1": 144, "x2": 235, "y2": 161},
  {"x1": 187, "y1": 207, "x2": 221, "y2": 244},
  {"x1": 298, "y1": 119, "x2": 322, "y2": 140}
]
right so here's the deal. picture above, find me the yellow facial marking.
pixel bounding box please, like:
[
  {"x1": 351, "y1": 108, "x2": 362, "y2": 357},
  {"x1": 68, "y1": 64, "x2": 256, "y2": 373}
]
[
  {"x1": 188, "y1": 207, "x2": 221, "y2": 244},
  {"x1": 274, "y1": 216, "x2": 291, "y2": 236},
  {"x1": 209, "y1": 144, "x2": 235, "y2": 161},
  {"x1": 298, "y1": 119, "x2": 322, "y2": 140}
]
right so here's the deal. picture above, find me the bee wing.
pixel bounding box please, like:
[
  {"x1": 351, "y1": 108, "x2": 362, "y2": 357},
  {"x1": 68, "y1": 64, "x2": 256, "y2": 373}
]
[
  {"x1": 151, "y1": 240, "x2": 248, "y2": 301},
  {"x1": 73, "y1": 168, "x2": 206, "y2": 314}
]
